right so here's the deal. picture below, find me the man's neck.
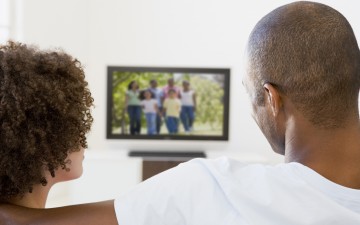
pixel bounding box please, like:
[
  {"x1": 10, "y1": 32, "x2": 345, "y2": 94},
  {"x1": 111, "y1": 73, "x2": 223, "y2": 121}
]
[{"x1": 285, "y1": 117, "x2": 360, "y2": 189}]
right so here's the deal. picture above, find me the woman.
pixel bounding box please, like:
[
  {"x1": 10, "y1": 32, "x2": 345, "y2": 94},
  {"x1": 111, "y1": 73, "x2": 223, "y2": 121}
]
[
  {"x1": 180, "y1": 80, "x2": 196, "y2": 133},
  {"x1": 0, "y1": 41, "x2": 94, "y2": 208},
  {"x1": 125, "y1": 81, "x2": 142, "y2": 134}
]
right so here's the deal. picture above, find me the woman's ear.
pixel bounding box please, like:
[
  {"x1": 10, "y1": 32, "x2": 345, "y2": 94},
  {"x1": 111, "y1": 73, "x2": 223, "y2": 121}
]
[{"x1": 263, "y1": 83, "x2": 282, "y2": 117}]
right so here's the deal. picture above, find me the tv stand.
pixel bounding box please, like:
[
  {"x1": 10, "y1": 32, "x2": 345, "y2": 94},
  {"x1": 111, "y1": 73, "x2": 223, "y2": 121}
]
[
  {"x1": 128, "y1": 151, "x2": 206, "y2": 159},
  {"x1": 128, "y1": 151, "x2": 206, "y2": 180}
]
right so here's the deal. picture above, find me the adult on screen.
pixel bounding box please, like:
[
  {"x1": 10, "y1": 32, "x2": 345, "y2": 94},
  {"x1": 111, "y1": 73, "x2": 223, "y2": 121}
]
[
  {"x1": 125, "y1": 81, "x2": 142, "y2": 135},
  {"x1": 162, "y1": 78, "x2": 181, "y2": 100},
  {"x1": 180, "y1": 80, "x2": 197, "y2": 133},
  {"x1": 148, "y1": 79, "x2": 163, "y2": 134},
  {"x1": 1, "y1": 1, "x2": 360, "y2": 224}
]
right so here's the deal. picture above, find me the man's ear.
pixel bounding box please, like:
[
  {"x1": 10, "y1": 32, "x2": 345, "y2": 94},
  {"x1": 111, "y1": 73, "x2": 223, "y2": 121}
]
[{"x1": 263, "y1": 83, "x2": 282, "y2": 116}]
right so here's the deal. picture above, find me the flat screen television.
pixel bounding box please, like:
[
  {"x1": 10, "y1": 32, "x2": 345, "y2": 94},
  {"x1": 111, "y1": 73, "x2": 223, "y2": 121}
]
[{"x1": 106, "y1": 66, "x2": 230, "y2": 141}]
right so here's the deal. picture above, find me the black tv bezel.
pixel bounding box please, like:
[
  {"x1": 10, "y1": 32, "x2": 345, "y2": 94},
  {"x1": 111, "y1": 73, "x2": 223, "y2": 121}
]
[{"x1": 106, "y1": 66, "x2": 230, "y2": 141}]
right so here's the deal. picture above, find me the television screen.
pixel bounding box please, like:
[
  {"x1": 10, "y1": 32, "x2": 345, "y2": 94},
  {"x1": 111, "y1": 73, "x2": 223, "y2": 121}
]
[{"x1": 107, "y1": 66, "x2": 230, "y2": 140}]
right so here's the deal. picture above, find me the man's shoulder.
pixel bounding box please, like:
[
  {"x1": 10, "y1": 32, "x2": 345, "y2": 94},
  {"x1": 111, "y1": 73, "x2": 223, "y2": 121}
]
[
  {"x1": 178, "y1": 157, "x2": 305, "y2": 194},
  {"x1": 182, "y1": 157, "x2": 274, "y2": 172},
  {"x1": 181, "y1": 157, "x2": 284, "y2": 178},
  {"x1": 115, "y1": 158, "x2": 360, "y2": 224},
  {"x1": 114, "y1": 158, "x2": 295, "y2": 224}
]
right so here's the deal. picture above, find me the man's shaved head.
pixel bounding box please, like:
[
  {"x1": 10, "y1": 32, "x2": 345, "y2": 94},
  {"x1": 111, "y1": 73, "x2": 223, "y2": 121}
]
[{"x1": 247, "y1": 1, "x2": 360, "y2": 128}]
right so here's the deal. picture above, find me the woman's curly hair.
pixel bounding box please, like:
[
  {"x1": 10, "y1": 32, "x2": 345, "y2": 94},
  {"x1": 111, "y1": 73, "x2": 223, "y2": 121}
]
[{"x1": 0, "y1": 41, "x2": 94, "y2": 201}]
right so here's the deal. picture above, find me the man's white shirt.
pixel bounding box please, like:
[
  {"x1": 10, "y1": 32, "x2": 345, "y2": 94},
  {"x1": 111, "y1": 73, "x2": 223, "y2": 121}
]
[{"x1": 114, "y1": 157, "x2": 360, "y2": 225}]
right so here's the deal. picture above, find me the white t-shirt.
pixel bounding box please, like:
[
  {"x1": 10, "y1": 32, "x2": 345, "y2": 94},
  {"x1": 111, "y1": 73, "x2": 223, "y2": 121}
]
[
  {"x1": 114, "y1": 157, "x2": 360, "y2": 225},
  {"x1": 180, "y1": 90, "x2": 195, "y2": 106},
  {"x1": 141, "y1": 99, "x2": 157, "y2": 113}
]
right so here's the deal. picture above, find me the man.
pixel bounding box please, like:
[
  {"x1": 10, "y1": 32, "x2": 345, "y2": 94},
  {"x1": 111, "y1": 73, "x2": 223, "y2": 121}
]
[
  {"x1": 162, "y1": 77, "x2": 181, "y2": 100},
  {"x1": 148, "y1": 79, "x2": 163, "y2": 134},
  {"x1": 1, "y1": 1, "x2": 360, "y2": 224}
]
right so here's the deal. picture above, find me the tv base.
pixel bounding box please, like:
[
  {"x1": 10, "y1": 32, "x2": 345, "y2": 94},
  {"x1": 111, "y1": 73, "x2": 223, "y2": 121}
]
[
  {"x1": 129, "y1": 151, "x2": 206, "y2": 180},
  {"x1": 128, "y1": 151, "x2": 206, "y2": 159}
]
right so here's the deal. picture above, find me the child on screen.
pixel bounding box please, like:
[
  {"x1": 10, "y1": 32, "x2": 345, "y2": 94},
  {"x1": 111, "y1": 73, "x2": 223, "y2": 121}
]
[
  {"x1": 141, "y1": 90, "x2": 160, "y2": 135},
  {"x1": 163, "y1": 89, "x2": 181, "y2": 134}
]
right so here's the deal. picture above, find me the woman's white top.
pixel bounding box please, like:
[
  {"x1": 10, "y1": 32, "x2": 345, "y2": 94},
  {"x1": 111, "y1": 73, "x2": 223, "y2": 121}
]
[{"x1": 180, "y1": 90, "x2": 195, "y2": 106}]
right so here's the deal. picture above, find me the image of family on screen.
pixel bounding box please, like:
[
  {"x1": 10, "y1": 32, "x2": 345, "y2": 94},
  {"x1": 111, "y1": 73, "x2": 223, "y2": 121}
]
[
  {"x1": 125, "y1": 78, "x2": 196, "y2": 135},
  {"x1": 111, "y1": 72, "x2": 225, "y2": 136}
]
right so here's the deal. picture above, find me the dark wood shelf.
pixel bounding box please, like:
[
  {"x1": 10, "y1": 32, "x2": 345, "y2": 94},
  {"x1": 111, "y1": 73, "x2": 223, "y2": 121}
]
[{"x1": 129, "y1": 151, "x2": 206, "y2": 181}]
